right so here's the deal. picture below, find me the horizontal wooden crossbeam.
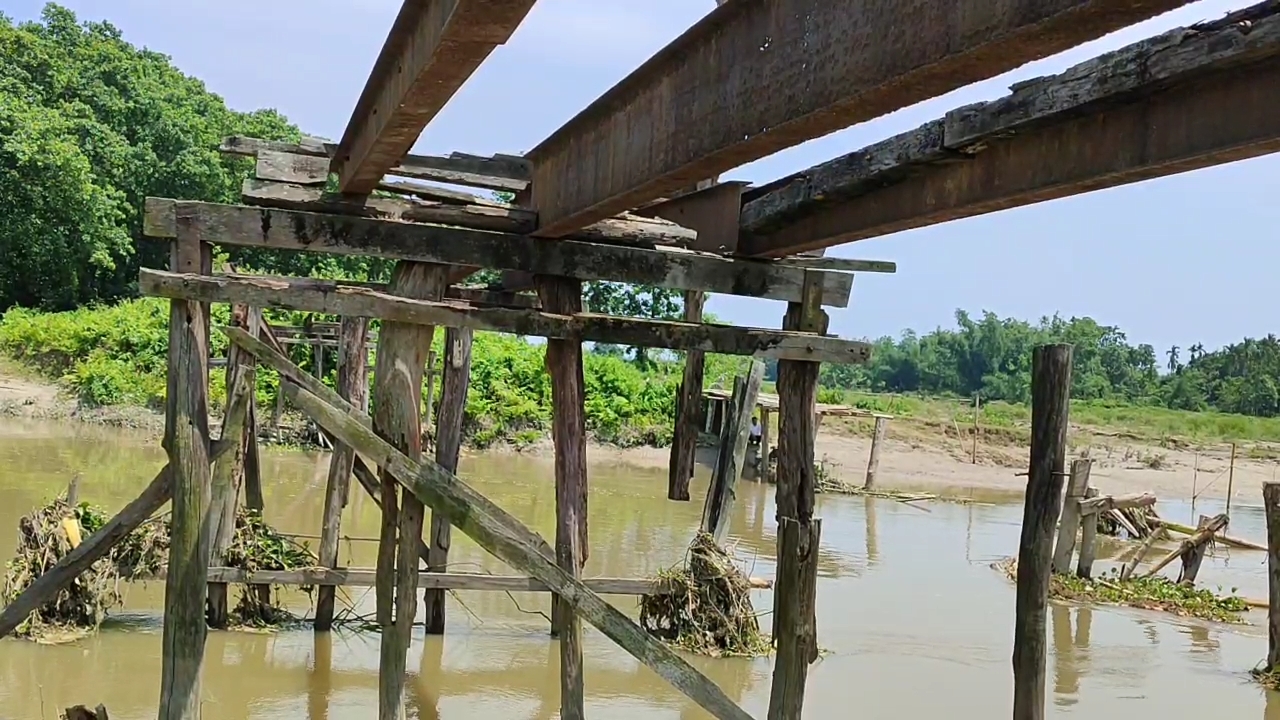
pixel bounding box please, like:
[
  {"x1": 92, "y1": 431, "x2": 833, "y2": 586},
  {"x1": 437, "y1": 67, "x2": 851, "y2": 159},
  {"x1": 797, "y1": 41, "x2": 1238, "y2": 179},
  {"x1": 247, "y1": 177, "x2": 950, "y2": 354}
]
[
  {"x1": 142, "y1": 199, "x2": 855, "y2": 307},
  {"x1": 198, "y1": 567, "x2": 771, "y2": 594},
  {"x1": 140, "y1": 270, "x2": 871, "y2": 363},
  {"x1": 525, "y1": 0, "x2": 1196, "y2": 237},
  {"x1": 737, "y1": 2, "x2": 1280, "y2": 256},
  {"x1": 331, "y1": 0, "x2": 538, "y2": 194}
]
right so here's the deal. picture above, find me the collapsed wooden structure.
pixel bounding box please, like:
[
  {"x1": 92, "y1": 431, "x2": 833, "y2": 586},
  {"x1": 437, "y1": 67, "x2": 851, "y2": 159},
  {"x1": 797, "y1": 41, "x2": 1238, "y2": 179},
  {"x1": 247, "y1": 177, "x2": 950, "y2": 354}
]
[{"x1": 3, "y1": 1, "x2": 1280, "y2": 719}]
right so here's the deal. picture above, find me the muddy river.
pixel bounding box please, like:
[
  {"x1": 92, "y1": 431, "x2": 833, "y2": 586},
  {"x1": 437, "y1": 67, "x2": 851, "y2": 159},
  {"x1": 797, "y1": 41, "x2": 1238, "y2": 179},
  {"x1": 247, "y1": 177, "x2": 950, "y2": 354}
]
[{"x1": 0, "y1": 417, "x2": 1278, "y2": 718}]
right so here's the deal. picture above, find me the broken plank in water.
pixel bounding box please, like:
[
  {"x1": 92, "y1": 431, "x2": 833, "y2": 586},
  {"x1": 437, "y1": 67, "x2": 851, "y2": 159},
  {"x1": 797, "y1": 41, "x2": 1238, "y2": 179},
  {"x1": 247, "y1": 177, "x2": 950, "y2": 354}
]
[
  {"x1": 142, "y1": 198, "x2": 854, "y2": 307},
  {"x1": 141, "y1": 270, "x2": 872, "y2": 364}
]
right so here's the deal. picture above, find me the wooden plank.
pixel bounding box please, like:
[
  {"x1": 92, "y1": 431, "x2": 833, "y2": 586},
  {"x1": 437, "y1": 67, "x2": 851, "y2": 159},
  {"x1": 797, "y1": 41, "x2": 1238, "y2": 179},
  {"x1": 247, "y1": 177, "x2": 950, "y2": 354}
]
[
  {"x1": 200, "y1": 568, "x2": 769, "y2": 594},
  {"x1": 140, "y1": 270, "x2": 872, "y2": 364},
  {"x1": 158, "y1": 234, "x2": 212, "y2": 720},
  {"x1": 1078, "y1": 491, "x2": 1157, "y2": 515},
  {"x1": 1013, "y1": 344, "x2": 1074, "y2": 720},
  {"x1": 1050, "y1": 459, "x2": 1092, "y2": 574},
  {"x1": 144, "y1": 200, "x2": 853, "y2": 306},
  {"x1": 668, "y1": 290, "x2": 706, "y2": 502},
  {"x1": 702, "y1": 362, "x2": 765, "y2": 543},
  {"x1": 315, "y1": 316, "x2": 370, "y2": 632},
  {"x1": 241, "y1": 179, "x2": 696, "y2": 247},
  {"x1": 423, "y1": 327, "x2": 473, "y2": 635},
  {"x1": 1076, "y1": 488, "x2": 1100, "y2": 579},
  {"x1": 370, "y1": 261, "x2": 448, "y2": 720},
  {"x1": 257, "y1": 151, "x2": 328, "y2": 186},
  {"x1": 537, "y1": 276, "x2": 586, "y2": 717},
  {"x1": 281, "y1": 381, "x2": 754, "y2": 720},
  {"x1": 739, "y1": 4, "x2": 1280, "y2": 256},
  {"x1": 332, "y1": 0, "x2": 538, "y2": 194},
  {"x1": 525, "y1": 0, "x2": 1196, "y2": 236},
  {"x1": 772, "y1": 258, "x2": 896, "y2": 274}
]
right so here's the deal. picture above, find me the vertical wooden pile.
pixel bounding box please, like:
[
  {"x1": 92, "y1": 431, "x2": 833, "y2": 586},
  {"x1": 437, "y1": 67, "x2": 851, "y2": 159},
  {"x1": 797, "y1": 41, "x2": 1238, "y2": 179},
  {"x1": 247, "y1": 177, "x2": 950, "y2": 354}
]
[
  {"x1": 158, "y1": 231, "x2": 212, "y2": 720},
  {"x1": 537, "y1": 275, "x2": 588, "y2": 720},
  {"x1": 768, "y1": 273, "x2": 826, "y2": 720},
  {"x1": 315, "y1": 316, "x2": 370, "y2": 631},
  {"x1": 371, "y1": 262, "x2": 449, "y2": 720},
  {"x1": 423, "y1": 327, "x2": 474, "y2": 634},
  {"x1": 702, "y1": 361, "x2": 765, "y2": 543},
  {"x1": 1012, "y1": 344, "x2": 1074, "y2": 720},
  {"x1": 669, "y1": 290, "x2": 707, "y2": 501},
  {"x1": 1050, "y1": 459, "x2": 1093, "y2": 576},
  {"x1": 863, "y1": 415, "x2": 888, "y2": 490},
  {"x1": 1264, "y1": 481, "x2": 1280, "y2": 674}
]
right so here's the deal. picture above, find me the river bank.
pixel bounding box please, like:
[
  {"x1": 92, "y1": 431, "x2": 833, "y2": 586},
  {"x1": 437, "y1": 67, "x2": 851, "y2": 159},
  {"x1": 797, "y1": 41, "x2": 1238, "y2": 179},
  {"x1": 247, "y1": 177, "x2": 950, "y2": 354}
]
[{"x1": 4, "y1": 362, "x2": 1274, "y2": 506}]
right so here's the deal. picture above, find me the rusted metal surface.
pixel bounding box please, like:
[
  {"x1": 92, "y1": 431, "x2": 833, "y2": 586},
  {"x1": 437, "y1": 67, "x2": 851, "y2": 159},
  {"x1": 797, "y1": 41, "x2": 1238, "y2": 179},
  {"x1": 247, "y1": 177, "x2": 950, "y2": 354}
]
[
  {"x1": 333, "y1": 0, "x2": 538, "y2": 195},
  {"x1": 524, "y1": 0, "x2": 1195, "y2": 237},
  {"x1": 635, "y1": 182, "x2": 748, "y2": 254},
  {"x1": 738, "y1": 7, "x2": 1280, "y2": 256}
]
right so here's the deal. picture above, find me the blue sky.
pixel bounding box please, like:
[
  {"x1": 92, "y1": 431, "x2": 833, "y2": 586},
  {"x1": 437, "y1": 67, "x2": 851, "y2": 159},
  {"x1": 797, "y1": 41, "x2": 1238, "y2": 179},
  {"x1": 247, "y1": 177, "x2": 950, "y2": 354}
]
[{"x1": 11, "y1": 0, "x2": 1276, "y2": 353}]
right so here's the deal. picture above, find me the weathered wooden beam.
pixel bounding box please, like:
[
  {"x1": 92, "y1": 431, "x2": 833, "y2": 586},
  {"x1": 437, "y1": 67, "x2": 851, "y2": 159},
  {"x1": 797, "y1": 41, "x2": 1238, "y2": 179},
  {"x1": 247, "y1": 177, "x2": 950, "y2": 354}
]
[
  {"x1": 739, "y1": 3, "x2": 1280, "y2": 256},
  {"x1": 668, "y1": 290, "x2": 707, "y2": 502},
  {"x1": 702, "y1": 361, "x2": 766, "y2": 544},
  {"x1": 315, "y1": 316, "x2": 370, "y2": 632},
  {"x1": 1013, "y1": 344, "x2": 1074, "y2": 720},
  {"x1": 423, "y1": 326, "x2": 472, "y2": 635},
  {"x1": 201, "y1": 567, "x2": 771, "y2": 594},
  {"x1": 159, "y1": 234, "x2": 212, "y2": 720},
  {"x1": 240, "y1": 179, "x2": 697, "y2": 248},
  {"x1": 281, "y1": 381, "x2": 755, "y2": 720},
  {"x1": 331, "y1": 0, "x2": 537, "y2": 194},
  {"x1": 1078, "y1": 491, "x2": 1157, "y2": 516},
  {"x1": 140, "y1": 270, "x2": 872, "y2": 364},
  {"x1": 144, "y1": 199, "x2": 851, "y2": 305},
  {"x1": 525, "y1": 0, "x2": 1196, "y2": 237}
]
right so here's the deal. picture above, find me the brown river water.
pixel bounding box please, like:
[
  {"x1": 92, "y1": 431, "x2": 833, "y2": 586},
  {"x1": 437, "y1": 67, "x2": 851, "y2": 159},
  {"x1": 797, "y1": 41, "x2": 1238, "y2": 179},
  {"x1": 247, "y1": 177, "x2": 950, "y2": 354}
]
[{"x1": 1, "y1": 416, "x2": 1279, "y2": 719}]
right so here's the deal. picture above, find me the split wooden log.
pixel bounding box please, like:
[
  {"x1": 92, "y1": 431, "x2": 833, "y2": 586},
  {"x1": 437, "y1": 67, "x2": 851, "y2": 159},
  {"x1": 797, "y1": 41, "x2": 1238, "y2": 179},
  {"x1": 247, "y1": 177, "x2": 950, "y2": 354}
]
[
  {"x1": 280, "y1": 382, "x2": 754, "y2": 720},
  {"x1": 702, "y1": 361, "x2": 766, "y2": 544},
  {"x1": 1142, "y1": 513, "x2": 1229, "y2": 579},
  {"x1": 423, "y1": 327, "x2": 473, "y2": 635},
  {"x1": 315, "y1": 316, "x2": 370, "y2": 632},
  {"x1": 139, "y1": 269, "x2": 871, "y2": 364},
  {"x1": 1051, "y1": 459, "x2": 1092, "y2": 574},
  {"x1": 1013, "y1": 344, "x2": 1074, "y2": 720},
  {"x1": 370, "y1": 262, "x2": 448, "y2": 720}
]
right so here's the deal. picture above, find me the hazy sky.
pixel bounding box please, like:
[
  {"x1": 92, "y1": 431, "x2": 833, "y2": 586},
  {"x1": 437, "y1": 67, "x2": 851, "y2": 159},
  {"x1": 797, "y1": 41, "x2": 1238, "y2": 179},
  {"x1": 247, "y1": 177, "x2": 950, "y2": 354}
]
[{"x1": 10, "y1": 0, "x2": 1275, "y2": 353}]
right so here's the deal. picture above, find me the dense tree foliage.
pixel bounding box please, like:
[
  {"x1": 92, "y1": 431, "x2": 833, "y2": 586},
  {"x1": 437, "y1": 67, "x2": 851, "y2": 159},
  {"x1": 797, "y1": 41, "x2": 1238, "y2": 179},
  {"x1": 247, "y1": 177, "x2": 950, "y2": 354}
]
[
  {"x1": 797, "y1": 310, "x2": 1279, "y2": 418},
  {"x1": 0, "y1": 5, "x2": 310, "y2": 309}
]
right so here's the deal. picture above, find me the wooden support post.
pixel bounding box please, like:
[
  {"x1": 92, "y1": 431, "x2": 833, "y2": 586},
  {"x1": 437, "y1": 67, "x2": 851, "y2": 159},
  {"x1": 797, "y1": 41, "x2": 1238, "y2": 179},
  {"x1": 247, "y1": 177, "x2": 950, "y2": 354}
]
[
  {"x1": 1076, "y1": 489, "x2": 1099, "y2": 580},
  {"x1": 768, "y1": 271, "x2": 826, "y2": 720},
  {"x1": 863, "y1": 415, "x2": 887, "y2": 490},
  {"x1": 972, "y1": 395, "x2": 981, "y2": 464},
  {"x1": 206, "y1": 304, "x2": 258, "y2": 629},
  {"x1": 1012, "y1": 343, "x2": 1073, "y2": 720},
  {"x1": 424, "y1": 349, "x2": 437, "y2": 443},
  {"x1": 1227, "y1": 442, "x2": 1237, "y2": 519},
  {"x1": 759, "y1": 408, "x2": 772, "y2": 474},
  {"x1": 159, "y1": 233, "x2": 212, "y2": 720},
  {"x1": 1051, "y1": 459, "x2": 1092, "y2": 575},
  {"x1": 315, "y1": 316, "x2": 370, "y2": 632},
  {"x1": 702, "y1": 361, "x2": 765, "y2": 544},
  {"x1": 1177, "y1": 515, "x2": 1215, "y2": 586},
  {"x1": 669, "y1": 290, "x2": 707, "y2": 501},
  {"x1": 536, "y1": 275, "x2": 587, "y2": 720},
  {"x1": 1264, "y1": 481, "x2": 1280, "y2": 672},
  {"x1": 423, "y1": 327, "x2": 473, "y2": 635},
  {"x1": 371, "y1": 261, "x2": 448, "y2": 720},
  {"x1": 711, "y1": 399, "x2": 726, "y2": 437}
]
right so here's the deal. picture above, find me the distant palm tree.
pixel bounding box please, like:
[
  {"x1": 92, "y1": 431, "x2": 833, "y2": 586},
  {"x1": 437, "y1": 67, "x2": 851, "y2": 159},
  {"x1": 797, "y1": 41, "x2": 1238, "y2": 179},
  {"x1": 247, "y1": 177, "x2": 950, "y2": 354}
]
[{"x1": 1166, "y1": 345, "x2": 1180, "y2": 373}]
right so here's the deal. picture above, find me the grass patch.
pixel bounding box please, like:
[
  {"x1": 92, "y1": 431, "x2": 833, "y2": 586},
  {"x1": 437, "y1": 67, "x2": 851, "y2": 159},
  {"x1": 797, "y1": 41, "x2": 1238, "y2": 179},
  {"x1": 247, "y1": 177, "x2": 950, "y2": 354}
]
[{"x1": 993, "y1": 558, "x2": 1248, "y2": 624}]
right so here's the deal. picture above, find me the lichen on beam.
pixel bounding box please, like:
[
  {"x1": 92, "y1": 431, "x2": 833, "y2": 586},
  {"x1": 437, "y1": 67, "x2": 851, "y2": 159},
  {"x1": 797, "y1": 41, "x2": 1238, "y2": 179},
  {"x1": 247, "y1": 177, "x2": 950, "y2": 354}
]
[{"x1": 739, "y1": 1, "x2": 1280, "y2": 256}]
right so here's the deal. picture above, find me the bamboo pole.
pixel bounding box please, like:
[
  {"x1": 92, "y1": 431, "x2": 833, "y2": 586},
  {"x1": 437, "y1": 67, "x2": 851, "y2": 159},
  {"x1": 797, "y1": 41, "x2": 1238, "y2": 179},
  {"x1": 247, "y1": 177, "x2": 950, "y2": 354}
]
[{"x1": 1013, "y1": 343, "x2": 1074, "y2": 720}]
